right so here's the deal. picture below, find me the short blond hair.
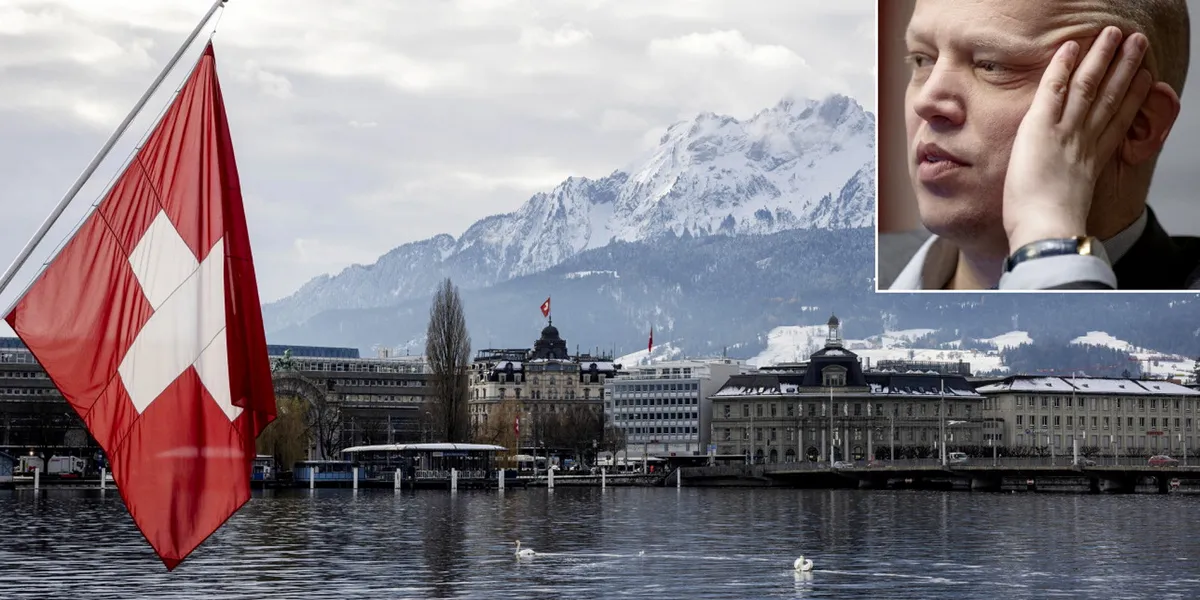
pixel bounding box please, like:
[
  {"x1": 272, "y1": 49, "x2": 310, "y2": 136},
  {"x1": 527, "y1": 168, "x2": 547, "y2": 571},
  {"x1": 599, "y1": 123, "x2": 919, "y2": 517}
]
[{"x1": 1100, "y1": 0, "x2": 1190, "y2": 96}]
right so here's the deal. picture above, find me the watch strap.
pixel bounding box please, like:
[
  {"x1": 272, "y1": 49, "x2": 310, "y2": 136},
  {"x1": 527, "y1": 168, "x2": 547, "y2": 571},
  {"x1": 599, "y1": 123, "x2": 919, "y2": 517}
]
[{"x1": 1004, "y1": 236, "x2": 1098, "y2": 273}]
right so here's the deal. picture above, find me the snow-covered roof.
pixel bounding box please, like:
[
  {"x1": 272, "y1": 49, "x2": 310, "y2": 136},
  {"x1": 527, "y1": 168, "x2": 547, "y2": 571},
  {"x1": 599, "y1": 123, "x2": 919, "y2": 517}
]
[
  {"x1": 976, "y1": 377, "x2": 1200, "y2": 396},
  {"x1": 340, "y1": 443, "x2": 507, "y2": 453},
  {"x1": 713, "y1": 386, "x2": 782, "y2": 396},
  {"x1": 490, "y1": 361, "x2": 524, "y2": 371},
  {"x1": 868, "y1": 383, "x2": 981, "y2": 397}
]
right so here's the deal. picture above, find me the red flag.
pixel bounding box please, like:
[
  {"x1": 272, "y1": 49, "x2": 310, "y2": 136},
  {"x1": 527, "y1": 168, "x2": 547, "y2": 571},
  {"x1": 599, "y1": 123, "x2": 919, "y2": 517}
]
[
  {"x1": 540, "y1": 297, "x2": 551, "y2": 318},
  {"x1": 648, "y1": 326, "x2": 654, "y2": 353},
  {"x1": 5, "y1": 43, "x2": 276, "y2": 570}
]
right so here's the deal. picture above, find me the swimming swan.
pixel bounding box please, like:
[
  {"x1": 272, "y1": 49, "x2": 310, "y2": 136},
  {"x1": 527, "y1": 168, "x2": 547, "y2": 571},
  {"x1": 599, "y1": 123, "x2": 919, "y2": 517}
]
[
  {"x1": 794, "y1": 556, "x2": 813, "y2": 571},
  {"x1": 514, "y1": 540, "x2": 536, "y2": 559}
]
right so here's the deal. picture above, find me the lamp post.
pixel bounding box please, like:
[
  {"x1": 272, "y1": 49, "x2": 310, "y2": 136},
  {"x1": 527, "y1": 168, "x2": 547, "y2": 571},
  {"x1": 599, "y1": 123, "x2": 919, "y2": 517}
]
[
  {"x1": 940, "y1": 379, "x2": 946, "y2": 467},
  {"x1": 828, "y1": 385, "x2": 834, "y2": 466},
  {"x1": 890, "y1": 413, "x2": 895, "y2": 461}
]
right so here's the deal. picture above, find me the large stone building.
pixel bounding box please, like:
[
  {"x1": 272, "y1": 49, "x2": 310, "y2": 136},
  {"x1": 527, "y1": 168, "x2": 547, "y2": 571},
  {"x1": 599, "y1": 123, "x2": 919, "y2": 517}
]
[
  {"x1": 976, "y1": 375, "x2": 1200, "y2": 457},
  {"x1": 468, "y1": 322, "x2": 618, "y2": 451},
  {"x1": 604, "y1": 359, "x2": 749, "y2": 459},
  {"x1": 709, "y1": 316, "x2": 985, "y2": 463}
]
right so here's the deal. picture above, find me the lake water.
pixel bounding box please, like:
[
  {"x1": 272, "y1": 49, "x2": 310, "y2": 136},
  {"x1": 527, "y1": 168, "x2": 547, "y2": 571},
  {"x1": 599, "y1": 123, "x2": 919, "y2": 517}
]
[{"x1": 1, "y1": 486, "x2": 1198, "y2": 599}]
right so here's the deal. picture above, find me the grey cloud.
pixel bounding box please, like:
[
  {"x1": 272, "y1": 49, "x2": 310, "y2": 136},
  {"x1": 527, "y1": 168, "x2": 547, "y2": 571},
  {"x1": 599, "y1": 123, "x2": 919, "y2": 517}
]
[{"x1": 0, "y1": 0, "x2": 875, "y2": 315}]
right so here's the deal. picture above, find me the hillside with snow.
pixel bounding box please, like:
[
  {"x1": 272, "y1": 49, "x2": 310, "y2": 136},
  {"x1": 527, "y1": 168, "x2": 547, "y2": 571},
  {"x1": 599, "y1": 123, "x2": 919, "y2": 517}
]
[
  {"x1": 745, "y1": 326, "x2": 1197, "y2": 382},
  {"x1": 262, "y1": 93, "x2": 874, "y2": 333}
]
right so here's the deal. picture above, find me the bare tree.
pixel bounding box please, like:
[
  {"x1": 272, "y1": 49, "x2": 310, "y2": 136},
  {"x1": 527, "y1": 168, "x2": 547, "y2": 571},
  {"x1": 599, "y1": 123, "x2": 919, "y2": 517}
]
[
  {"x1": 426, "y1": 278, "x2": 472, "y2": 443},
  {"x1": 310, "y1": 395, "x2": 343, "y2": 459}
]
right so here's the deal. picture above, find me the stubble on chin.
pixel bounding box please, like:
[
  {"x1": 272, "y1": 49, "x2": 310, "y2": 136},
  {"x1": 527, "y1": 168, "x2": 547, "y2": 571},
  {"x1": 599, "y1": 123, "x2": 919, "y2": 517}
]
[{"x1": 914, "y1": 188, "x2": 1010, "y2": 258}]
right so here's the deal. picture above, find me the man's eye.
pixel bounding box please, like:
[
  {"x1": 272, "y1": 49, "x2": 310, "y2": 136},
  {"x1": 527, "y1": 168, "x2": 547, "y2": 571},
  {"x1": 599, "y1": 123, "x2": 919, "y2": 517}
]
[
  {"x1": 976, "y1": 61, "x2": 1008, "y2": 74},
  {"x1": 905, "y1": 53, "x2": 933, "y2": 69}
]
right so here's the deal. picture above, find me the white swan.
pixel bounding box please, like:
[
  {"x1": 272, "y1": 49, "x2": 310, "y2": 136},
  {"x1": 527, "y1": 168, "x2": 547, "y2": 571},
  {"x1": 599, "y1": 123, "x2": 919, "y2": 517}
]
[
  {"x1": 794, "y1": 556, "x2": 813, "y2": 571},
  {"x1": 514, "y1": 540, "x2": 536, "y2": 559}
]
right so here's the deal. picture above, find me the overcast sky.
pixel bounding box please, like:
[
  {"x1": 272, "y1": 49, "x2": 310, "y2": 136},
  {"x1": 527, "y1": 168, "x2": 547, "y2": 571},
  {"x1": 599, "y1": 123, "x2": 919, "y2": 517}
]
[{"x1": 0, "y1": 0, "x2": 875, "y2": 326}]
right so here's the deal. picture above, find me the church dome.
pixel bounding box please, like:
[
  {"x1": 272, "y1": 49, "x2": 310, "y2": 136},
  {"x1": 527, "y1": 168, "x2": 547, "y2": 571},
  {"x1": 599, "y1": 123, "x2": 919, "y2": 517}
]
[
  {"x1": 827, "y1": 314, "x2": 840, "y2": 327},
  {"x1": 540, "y1": 325, "x2": 561, "y2": 340}
]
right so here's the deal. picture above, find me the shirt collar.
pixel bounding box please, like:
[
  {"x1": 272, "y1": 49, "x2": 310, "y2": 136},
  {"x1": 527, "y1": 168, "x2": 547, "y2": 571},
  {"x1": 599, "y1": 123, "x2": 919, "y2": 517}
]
[{"x1": 887, "y1": 208, "x2": 1149, "y2": 290}]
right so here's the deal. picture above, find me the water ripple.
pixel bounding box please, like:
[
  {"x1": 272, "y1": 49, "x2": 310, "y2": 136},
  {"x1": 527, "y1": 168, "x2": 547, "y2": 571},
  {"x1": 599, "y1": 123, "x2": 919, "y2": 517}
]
[{"x1": 1, "y1": 487, "x2": 1197, "y2": 599}]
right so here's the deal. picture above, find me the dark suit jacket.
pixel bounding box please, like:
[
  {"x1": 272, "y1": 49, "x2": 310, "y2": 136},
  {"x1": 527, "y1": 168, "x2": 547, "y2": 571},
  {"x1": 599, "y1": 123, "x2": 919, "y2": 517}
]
[{"x1": 1051, "y1": 208, "x2": 1200, "y2": 290}]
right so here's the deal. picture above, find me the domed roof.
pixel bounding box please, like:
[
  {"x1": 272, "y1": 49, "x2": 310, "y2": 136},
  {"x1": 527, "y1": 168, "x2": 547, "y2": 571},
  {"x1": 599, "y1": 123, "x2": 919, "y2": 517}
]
[
  {"x1": 540, "y1": 325, "x2": 561, "y2": 340},
  {"x1": 827, "y1": 314, "x2": 840, "y2": 327}
]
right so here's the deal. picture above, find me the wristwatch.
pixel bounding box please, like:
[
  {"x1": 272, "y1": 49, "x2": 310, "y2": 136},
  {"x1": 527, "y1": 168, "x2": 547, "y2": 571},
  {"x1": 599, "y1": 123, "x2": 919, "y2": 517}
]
[{"x1": 1003, "y1": 236, "x2": 1102, "y2": 273}]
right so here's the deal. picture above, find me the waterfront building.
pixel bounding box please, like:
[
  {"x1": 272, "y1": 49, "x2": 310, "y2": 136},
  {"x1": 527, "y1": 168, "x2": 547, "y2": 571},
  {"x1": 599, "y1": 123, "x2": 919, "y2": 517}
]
[
  {"x1": 709, "y1": 316, "x2": 985, "y2": 463},
  {"x1": 468, "y1": 323, "x2": 617, "y2": 453},
  {"x1": 604, "y1": 358, "x2": 748, "y2": 460},
  {"x1": 976, "y1": 375, "x2": 1200, "y2": 458},
  {"x1": 0, "y1": 337, "x2": 432, "y2": 459},
  {"x1": 267, "y1": 344, "x2": 432, "y2": 448},
  {"x1": 0, "y1": 338, "x2": 84, "y2": 455}
]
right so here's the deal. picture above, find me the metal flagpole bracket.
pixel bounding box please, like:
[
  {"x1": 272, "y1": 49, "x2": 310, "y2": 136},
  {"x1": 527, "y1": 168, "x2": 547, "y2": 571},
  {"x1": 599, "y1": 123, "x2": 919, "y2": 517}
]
[{"x1": 0, "y1": 0, "x2": 228, "y2": 314}]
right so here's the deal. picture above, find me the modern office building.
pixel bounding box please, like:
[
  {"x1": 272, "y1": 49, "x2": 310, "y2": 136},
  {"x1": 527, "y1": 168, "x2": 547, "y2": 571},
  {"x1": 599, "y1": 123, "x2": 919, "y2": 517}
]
[{"x1": 604, "y1": 358, "x2": 749, "y2": 459}]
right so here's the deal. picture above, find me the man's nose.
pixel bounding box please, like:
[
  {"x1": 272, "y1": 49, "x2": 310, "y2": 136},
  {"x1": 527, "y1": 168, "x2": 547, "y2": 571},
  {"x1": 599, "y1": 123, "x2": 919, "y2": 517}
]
[{"x1": 911, "y1": 61, "x2": 967, "y2": 128}]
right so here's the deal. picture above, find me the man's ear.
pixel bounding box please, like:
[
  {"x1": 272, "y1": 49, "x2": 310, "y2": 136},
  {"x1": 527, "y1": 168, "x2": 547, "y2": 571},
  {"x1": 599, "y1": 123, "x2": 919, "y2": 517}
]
[{"x1": 1120, "y1": 81, "x2": 1182, "y2": 166}]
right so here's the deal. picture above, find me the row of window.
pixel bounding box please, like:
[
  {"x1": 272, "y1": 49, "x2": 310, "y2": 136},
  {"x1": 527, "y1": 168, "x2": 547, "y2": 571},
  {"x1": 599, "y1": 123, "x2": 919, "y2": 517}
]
[
  {"x1": 613, "y1": 396, "x2": 698, "y2": 407},
  {"x1": 1017, "y1": 395, "x2": 1196, "y2": 412},
  {"x1": 484, "y1": 388, "x2": 603, "y2": 400},
  {"x1": 610, "y1": 382, "x2": 700, "y2": 393},
  {"x1": 1014, "y1": 433, "x2": 1193, "y2": 449},
  {"x1": 336, "y1": 378, "x2": 425, "y2": 387},
  {"x1": 0, "y1": 387, "x2": 59, "y2": 396},
  {"x1": 0, "y1": 371, "x2": 48, "y2": 379},
  {"x1": 289, "y1": 359, "x2": 426, "y2": 374},
  {"x1": 614, "y1": 411, "x2": 698, "y2": 422},
  {"x1": 721, "y1": 426, "x2": 977, "y2": 443},
  {"x1": 619, "y1": 426, "x2": 699, "y2": 435},
  {"x1": 1015, "y1": 414, "x2": 1194, "y2": 431},
  {"x1": 721, "y1": 402, "x2": 973, "y2": 419}
]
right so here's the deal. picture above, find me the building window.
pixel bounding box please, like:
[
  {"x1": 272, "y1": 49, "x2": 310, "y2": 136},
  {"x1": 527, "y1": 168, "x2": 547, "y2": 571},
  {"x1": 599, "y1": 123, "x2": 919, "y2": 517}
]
[
  {"x1": 723, "y1": 404, "x2": 731, "y2": 418},
  {"x1": 787, "y1": 403, "x2": 795, "y2": 417},
  {"x1": 756, "y1": 404, "x2": 764, "y2": 417},
  {"x1": 822, "y1": 365, "x2": 847, "y2": 387},
  {"x1": 743, "y1": 404, "x2": 750, "y2": 418},
  {"x1": 770, "y1": 404, "x2": 778, "y2": 417}
]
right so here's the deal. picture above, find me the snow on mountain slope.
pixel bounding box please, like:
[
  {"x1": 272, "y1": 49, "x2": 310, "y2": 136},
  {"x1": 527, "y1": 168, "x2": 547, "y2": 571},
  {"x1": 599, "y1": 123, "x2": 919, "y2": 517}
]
[
  {"x1": 262, "y1": 93, "x2": 875, "y2": 332},
  {"x1": 748, "y1": 327, "x2": 1197, "y2": 381}
]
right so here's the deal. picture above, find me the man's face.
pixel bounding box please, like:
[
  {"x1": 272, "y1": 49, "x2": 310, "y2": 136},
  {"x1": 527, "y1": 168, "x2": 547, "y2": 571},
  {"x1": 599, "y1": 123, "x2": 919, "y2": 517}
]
[{"x1": 904, "y1": 0, "x2": 1109, "y2": 244}]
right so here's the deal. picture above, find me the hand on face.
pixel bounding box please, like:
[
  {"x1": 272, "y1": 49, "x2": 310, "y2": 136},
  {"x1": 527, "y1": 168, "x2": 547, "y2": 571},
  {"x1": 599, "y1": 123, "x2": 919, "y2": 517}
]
[{"x1": 1002, "y1": 26, "x2": 1155, "y2": 253}]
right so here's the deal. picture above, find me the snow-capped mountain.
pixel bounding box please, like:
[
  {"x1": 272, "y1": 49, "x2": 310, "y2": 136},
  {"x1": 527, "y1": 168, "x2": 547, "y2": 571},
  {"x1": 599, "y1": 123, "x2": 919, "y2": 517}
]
[{"x1": 263, "y1": 93, "x2": 875, "y2": 332}]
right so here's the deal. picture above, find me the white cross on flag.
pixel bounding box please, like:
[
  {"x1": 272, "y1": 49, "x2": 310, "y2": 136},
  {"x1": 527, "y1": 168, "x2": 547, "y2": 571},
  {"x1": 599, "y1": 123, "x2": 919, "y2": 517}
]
[{"x1": 5, "y1": 43, "x2": 276, "y2": 570}]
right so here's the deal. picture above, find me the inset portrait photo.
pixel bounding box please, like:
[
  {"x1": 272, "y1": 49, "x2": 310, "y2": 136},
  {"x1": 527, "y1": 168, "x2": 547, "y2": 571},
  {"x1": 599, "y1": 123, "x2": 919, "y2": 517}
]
[{"x1": 877, "y1": 0, "x2": 1200, "y2": 291}]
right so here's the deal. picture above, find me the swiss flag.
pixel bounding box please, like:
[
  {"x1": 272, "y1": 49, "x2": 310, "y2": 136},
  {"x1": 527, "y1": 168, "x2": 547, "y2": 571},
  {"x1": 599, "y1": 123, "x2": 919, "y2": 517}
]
[
  {"x1": 5, "y1": 43, "x2": 276, "y2": 570},
  {"x1": 540, "y1": 297, "x2": 551, "y2": 318}
]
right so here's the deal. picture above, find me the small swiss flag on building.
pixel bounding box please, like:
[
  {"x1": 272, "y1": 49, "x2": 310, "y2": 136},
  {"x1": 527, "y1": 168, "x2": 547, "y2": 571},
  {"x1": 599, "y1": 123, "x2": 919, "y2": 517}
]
[
  {"x1": 4, "y1": 43, "x2": 276, "y2": 570},
  {"x1": 540, "y1": 297, "x2": 551, "y2": 318}
]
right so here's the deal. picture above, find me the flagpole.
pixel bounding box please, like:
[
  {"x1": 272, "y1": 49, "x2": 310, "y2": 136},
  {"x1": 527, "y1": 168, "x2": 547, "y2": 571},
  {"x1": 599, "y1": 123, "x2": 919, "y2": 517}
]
[{"x1": 0, "y1": 0, "x2": 228, "y2": 308}]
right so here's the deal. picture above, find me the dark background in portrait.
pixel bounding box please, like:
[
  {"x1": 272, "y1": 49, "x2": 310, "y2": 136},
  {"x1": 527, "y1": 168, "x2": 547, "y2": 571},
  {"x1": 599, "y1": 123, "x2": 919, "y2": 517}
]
[{"x1": 876, "y1": 0, "x2": 1200, "y2": 288}]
